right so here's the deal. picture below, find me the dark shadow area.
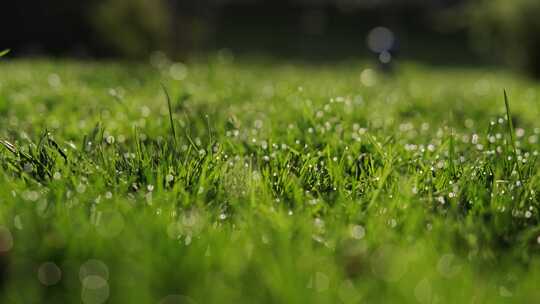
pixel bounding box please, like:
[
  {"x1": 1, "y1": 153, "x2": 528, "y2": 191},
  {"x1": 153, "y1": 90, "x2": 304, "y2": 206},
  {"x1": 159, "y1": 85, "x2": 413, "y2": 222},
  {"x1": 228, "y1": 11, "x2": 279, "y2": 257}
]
[
  {"x1": 0, "y1": 0, "x2": 531, "y2": 71},
  {"x1": 209, "y1": 3, "x2": 485, "y2": 67}
]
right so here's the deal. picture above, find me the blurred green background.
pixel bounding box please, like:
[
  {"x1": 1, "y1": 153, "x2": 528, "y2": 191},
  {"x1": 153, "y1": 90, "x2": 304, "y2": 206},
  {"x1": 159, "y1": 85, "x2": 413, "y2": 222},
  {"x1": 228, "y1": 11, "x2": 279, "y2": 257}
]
[{"x1": 3, "y1": 0, "x2": 540, "y2": 76}]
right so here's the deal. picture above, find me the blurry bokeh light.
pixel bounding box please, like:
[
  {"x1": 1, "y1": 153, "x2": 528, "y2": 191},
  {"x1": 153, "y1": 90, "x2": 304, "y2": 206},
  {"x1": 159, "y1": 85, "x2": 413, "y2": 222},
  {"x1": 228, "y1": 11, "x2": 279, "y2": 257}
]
[
  {"x1": 37, "y1": 262, "x2": 62, "y2": 286},
  {"x1": 367, "y1": 26, "x2": 395, "y2": 53}
]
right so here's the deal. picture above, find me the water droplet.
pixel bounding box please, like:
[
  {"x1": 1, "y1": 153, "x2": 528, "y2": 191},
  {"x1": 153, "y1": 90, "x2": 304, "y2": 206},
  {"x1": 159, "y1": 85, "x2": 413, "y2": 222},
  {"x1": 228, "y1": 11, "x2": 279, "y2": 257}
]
[
  {"x1": 350, "y1": 225, "x2": 365, "y2": 240},
  {"x1": 105, "y1": 136, "x2": 115, "y2": 145},
  {"x1": 77, "y1": 184, "x2": 87, "y2": 194}
]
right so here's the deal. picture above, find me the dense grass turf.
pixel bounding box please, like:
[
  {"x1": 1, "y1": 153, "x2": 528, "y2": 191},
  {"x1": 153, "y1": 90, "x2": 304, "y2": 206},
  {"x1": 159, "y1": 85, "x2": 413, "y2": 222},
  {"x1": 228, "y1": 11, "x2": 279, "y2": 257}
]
[{"x1": 2, "y1": 56, "x2": 540, "y2": 303}]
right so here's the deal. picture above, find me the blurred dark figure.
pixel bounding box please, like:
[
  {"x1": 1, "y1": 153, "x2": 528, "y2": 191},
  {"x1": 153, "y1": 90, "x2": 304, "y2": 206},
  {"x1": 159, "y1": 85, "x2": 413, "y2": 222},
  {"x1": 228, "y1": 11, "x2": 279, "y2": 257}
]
[{"x1": 366, "y1": 26, "x2": 400, "y2": 73}]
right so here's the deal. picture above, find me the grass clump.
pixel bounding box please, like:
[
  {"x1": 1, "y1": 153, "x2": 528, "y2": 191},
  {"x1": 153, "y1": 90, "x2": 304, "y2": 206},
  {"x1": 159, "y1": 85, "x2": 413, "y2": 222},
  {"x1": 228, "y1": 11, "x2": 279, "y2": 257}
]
[{"x1": 1, "y1": 57, "x2": 540, "y2": 302}]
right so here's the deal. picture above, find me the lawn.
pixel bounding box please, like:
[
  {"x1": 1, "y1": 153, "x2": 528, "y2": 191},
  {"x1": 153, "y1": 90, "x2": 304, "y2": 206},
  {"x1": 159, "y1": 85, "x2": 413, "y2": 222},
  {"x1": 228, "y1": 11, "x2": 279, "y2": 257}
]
[{"x1": 1, "y1": 56, "x2": 540, "y2": 303}]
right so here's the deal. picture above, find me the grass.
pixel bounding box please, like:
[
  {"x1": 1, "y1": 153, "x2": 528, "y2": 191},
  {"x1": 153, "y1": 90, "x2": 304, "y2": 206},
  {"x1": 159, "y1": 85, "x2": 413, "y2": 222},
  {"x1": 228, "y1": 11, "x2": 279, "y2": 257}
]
[{"x1": 2, "y1": 56, "x2": 540, "y2": 303}]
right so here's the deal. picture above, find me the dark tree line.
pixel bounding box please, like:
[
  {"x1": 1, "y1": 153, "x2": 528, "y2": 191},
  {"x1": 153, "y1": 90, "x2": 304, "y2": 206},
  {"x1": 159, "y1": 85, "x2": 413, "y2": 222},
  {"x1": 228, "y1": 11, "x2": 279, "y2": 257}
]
[{"x1": 0, "y1": 0, "x2": 463, "y2": 58}]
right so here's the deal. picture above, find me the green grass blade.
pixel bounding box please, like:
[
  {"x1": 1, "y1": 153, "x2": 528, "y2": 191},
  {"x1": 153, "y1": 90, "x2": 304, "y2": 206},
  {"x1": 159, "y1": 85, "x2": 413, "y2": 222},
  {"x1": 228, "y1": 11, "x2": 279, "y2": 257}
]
[
  {"x1": 504, "y1": 90, "x2": 515, "y2": 145},
  {"x1": 504, "y1": 89, "x2": 522, "y2": 180},
  {"x1": 161, "y1": 84, "x2": 178, "y2": 147}
]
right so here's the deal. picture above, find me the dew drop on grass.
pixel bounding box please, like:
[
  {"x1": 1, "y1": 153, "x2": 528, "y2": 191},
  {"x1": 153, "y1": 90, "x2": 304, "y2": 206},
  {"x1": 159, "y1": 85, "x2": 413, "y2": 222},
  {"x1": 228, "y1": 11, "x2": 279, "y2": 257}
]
[
  {"x1": 350, "y1": 225, "x2": 365, "y2": 240},
  {"x1": 77, "y1": 184, "x2": 87, "y2": 194},
  {"x1": 105, "y1": 136, "x2": 115, "y2": 145},
  {"x1": 23, "y1": 162, "x2": 33, "y2": 173},
  {"x1": 436, "y1": 196, "x2": 445, "y2": 205}
]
